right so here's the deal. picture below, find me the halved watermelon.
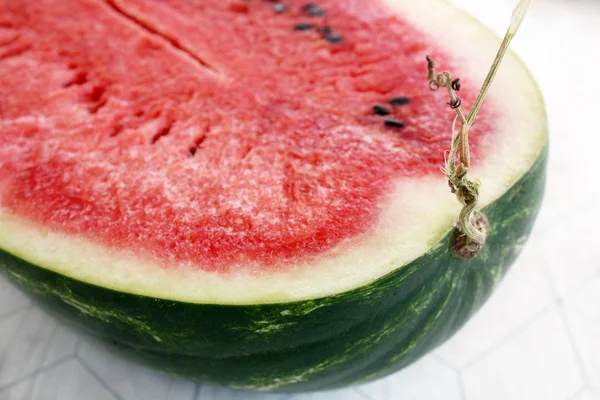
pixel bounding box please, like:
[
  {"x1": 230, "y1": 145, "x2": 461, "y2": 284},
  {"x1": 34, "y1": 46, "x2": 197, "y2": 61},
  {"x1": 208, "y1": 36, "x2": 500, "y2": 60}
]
[{"x1": 0, "y1": 0, "x2": 546, "y2": 392}]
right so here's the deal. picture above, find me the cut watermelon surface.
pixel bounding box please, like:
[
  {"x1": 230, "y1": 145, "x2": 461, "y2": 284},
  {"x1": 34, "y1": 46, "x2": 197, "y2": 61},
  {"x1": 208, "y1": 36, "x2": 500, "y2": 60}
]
[
  {"x1": 0, "y1": 0, "x2": 547, "y2": 391},
  {"x1": 1, "y1": 0, "x2": 494, "y2": 270}
]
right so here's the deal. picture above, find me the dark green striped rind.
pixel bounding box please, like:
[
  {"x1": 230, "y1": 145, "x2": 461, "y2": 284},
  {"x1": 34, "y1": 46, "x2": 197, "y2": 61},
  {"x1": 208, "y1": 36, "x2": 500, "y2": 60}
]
[{"x1": 0, "y1": 144, "x2": 547, "y2": 392}]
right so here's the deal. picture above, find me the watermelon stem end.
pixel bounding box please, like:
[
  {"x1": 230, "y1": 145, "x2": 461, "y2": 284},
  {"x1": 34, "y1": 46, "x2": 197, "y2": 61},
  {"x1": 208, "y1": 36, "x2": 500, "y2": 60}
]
[{"x1": 427, "y1": 0, "x2": 531, "y2": 258}]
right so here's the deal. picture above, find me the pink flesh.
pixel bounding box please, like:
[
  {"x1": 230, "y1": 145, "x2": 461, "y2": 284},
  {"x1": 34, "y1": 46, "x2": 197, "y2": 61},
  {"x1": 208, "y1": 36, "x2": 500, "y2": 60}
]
[{"x1": 0, "y1": 0, "x2": 495, "y2": 271}]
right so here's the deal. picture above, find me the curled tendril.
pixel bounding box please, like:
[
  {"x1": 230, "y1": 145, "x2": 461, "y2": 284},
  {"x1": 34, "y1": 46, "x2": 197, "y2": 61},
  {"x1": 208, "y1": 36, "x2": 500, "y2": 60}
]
[
  {"x1": 447, "y1": 98, "x2": 462, "y2": 109},
  {"x1": 425, "y1": 55, "x2": 486, "y2": 253},
  {"x1": 451, "y1": 78, "x2": 461, "y2": 91},
  {"x1": 423, "y1": 0, "x2": 531, "y2": 258}
]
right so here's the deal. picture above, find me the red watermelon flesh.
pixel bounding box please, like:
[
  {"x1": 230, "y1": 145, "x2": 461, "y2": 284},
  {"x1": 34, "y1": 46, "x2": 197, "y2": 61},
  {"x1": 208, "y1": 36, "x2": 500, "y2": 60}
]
[{"x1": 0, "y1": 0, "x2": 495, "y2": 272}]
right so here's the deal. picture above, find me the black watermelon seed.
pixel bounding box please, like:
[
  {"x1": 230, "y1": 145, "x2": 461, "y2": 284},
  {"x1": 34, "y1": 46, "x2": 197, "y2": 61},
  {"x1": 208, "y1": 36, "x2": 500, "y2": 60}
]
[
  {"x1": 302, "y1": 3, "x2": 318, "y2": 11},
  {"x1": 384, "y1": 119, "x2": 406, "y2": 129},
  {"x1": 273, "y1": 3, "x2": 287, "y2": 13},
  {"x1": 307, "y1": 7, "x2": 325, "y2": 16},
  {"x1": 317, "y1": 25, "x2": 332, "y2": 35},
  {"x1": 373, "y1": 105, "x2": 390, "y2": 116},
  {"x1": 389, "y1": 96, "x2": 410, "y2": 106},
  {"x1": 294, "y1": 23, "x2": 313, "y2": 31},
  {"x1": 324, "y1": 33, "x2": 343, "y2": 43},
  {"x1": 302, "y1": 2, "x2": 326, "y2": 16}
]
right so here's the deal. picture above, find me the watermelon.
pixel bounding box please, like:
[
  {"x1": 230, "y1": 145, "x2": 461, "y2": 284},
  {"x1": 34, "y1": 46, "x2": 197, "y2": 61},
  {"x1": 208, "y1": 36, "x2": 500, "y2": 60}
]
[{"x1": 0, "y1": 0, "x2": 547, "y2": 392}]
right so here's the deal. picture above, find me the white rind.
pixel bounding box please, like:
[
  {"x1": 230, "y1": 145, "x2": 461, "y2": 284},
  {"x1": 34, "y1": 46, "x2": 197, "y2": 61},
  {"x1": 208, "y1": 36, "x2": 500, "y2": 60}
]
[{"x1": 0, "y1": 0, "x2": 547, "y2": 304}]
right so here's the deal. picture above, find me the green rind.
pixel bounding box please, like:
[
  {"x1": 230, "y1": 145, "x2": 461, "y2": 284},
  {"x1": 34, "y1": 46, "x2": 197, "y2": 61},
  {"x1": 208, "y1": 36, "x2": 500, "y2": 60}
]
[{"x1": 0, "y1": 144, "x2": 547, "y2": 392}]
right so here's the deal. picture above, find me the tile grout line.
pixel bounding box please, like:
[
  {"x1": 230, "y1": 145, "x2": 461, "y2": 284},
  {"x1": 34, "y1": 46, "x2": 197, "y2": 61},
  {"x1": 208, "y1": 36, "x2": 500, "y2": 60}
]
[
  {"x1": 544, "y1": 243, "x2": 597, "y2": 391},
  {"x1": 566, "y1": 387, "x2": 588, "y2": 400},
  {"x1": 457, "y1": 302, "x2": 558, "y2": 371},
  {"x1": 519, "y1": 256, "x2": 561, "y2": 305},
  {"x1": 0, "y1": 354, "x2": 74, "y2": 392},
  {"x1": 540, "y1": 236, "x2": 600, "y2": 303},
  {"x1": 0, "y1": 303, "x2": 33, "y2": 323},
  {"x1": 432, "y1": 354, "x2": 468, "y2": 400},
  {"x1": 432, "y1": 351, "x2": 469, "y2": 399},
  {"x1": 75, "y1": 354, "x2": 125, "y2": 400},
  {"x1": 431, "y1": 353, "x2": 461, "y2": 372},
  {"x1": 555, "y1": 270, "x2": 600, "y2": 304},
  {"x1": 192, "y1": 382, "x2": 201, "y2": 400},
  {"x1": 457, "y1": 370, "x2": 468, "y2": 400},
  {"x1": 73, "y1": 338, "x2": 83, "y2": 355},
  {"x1": 558, "y1": 302, "x2": 592, "y2": 391},
  {"x1": 353, "y1": 386, "x2": 373, "y2": 400}
]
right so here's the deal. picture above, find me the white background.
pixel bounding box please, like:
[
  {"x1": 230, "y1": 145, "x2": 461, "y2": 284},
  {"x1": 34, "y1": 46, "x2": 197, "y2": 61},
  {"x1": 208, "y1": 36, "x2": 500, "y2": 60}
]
[{"x1": 1, "y1": 0, "x2": 599, "y2": 399}]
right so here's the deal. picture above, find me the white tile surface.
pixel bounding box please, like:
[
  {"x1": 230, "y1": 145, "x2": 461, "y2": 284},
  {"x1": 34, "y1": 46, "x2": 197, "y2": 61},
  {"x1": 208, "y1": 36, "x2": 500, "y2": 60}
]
[
  {"x1": 0, "y1": 359, "x2": 116, "y2": 400},
  {"x1": 462, "y1": 310, "x2": 584, "y2": 400},
  {"x1": 564, "y1": 276, "x2": 600, "y2": 389},
  {"x1": 356, "y1": 356, "x2": 462, "y2": 400},
  {"x1": 571, "y1": 390, "x2": 600, "y2": 400},
  {"x1": 77, "y1": 341, "x2": 198, "y2": 400},
  {"x1": 196, "y1": 385, "x2": 282, "y2": 400},
  {"x1": 541, "y1": 207, "x2": 600, "y2": 298},
  {"x1": 1, "y1": 0, "x2": 599, "y2": 399},
  {"x1": 0, "y1": 279, "x2": 29, "y2": 319},
  {"x1": 0, "y1": 306, "x2": 79, "y2": 387},
  {"x1": 284, "y1": 389, "x2": 366, "y2": 400}
]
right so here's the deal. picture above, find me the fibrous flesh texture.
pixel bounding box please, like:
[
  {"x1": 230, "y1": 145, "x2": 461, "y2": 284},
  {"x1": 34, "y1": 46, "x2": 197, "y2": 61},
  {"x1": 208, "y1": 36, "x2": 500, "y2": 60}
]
[{"x1": 0, "y1": 0, "x2": 495, "y2": 272}]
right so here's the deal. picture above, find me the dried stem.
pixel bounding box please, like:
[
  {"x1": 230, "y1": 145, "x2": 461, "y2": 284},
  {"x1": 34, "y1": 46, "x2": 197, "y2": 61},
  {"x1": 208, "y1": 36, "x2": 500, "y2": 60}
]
[{"x1": 428, "y1": 0, "x2": 531, "y2": 257}]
